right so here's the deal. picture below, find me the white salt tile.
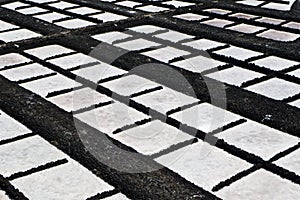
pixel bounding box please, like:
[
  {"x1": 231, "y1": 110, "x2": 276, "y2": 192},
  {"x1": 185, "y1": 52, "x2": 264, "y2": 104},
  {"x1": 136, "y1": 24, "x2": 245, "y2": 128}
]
[
  {"x1": 92, "y1": 31, "x2": 132, "y2": 44},
  {"x1": 214, "y1": 46, "x2": 263, "y2": 60},
  {"x1": 0, "y1": 136, "x2": 66, "y2": 177},
  {"x1": 34, "y1": 12, "x2": 68, "y2": 23},
  {"x1": 255, "y1": 17, "x2": 285, "y2": 25},
  {"x1": 262, "y1": 3, "x2": 291, "y2": 11},
  {"x1": 115, "y1": 38, "x2": 160, "y2": 51},
  {"x1": 48, "y1": 87, "x2": 111, "y2": 112},
  {"x1": 28, "y1": 0, "x2": 55, "y2": 3},
  {"x1": 257, "y1": 29, "x2": 299, "y2": 42},
  {"x1": 251, "y1": 56, "x2": 299, "y2": 71},
  {"x1": 206, "y1": 66, "x2": 264, "y2": 86},
  {"x1": 75, "y1": 102, "x2": 149, "y2": 134},
  {"x1": 289, "y1": 99, "x2": 300, "y2": 108},
  {"x1": 20, "y1": 74, "x2": 81, "y2": 97},
  {"x1": 55, "y1": 19, "x2": 95, "y2": 29},
  {"x1": 129, "y1": 25, "x2": 165, "y2": 34},
  {"x1": 136, "y1": 5, "x2": 169, "y2": 12},
  {"x1": 0, "y1": 63, "x2": 54, "y2": 81},
  {"x1": 0, "y1": 53, "x2": 30, "y2": 69},
  {"x1": 0, "y1": 29, "x2": 41, "y2": 42},
  {"x1": 288, "y1": 68, "x2": 300, "y2": 78},
  {"x1": 227, "y1": 23, "x2": 265, "y2": 34},
  {"x1": 113, "y1": 120, "x2": 193, "y2": 155},
  {"x1": 163, "y1": 1, "x2": 194, "y2": 8},
  {"x1": 237, "y1": 0, "x2": 264, "y2": 6},
  {"x1": 12, "y1": 160, "x2": 113, "y2": 200},
  {"x1": 142, "y1": 47, "x2": 189, "y2": 63},
  {"x1": 67, "y1": 7, "x2": 100, "y2": 15},
  {"x1": 172, "y1": 55, "x2": 225, "y2": 73},
  {"x1": 283, "y1": 22, "x2": 300, "y2": 30},
  {"x1": 170, "y1": 103, "x2": 241, "y2": 133},
  {"x1": 72, "y1": 63, "x2": 127, "y2": 83},
  {"x1": 0, "y1": 110, "x2": 31, "y2": 141},
  {"x1": 48, "y1": 1, "x2": 78, "y2": 9},
  {"x1": 115, "y1": 1, "x2": 142, "y2": 8},
  {"x1": 0, "y1": 20, "x2": 18, "y2": 32},
  {"x1": 275, "y1": 149, "x2": 300, "y2": 175},
  {"x1": 201, "y1": 19, "x2": 234, "y2": 28},
  {"x1": 91, "y1": 13, "x2": 127, "y2": 22},
  {"x1": 103, "y1": 193, "x2": 129, "y2": 200},
  {"x1": 25, "y1": 45, "x2": 74, "y2": 60},
  {"x1": 229, "y1": 13, "x2": 258, "y2": 20},
  {"x1": 2, "y1": 2, "x2": 29, "y2": 10},
  {"x1": 154, "y1": 30, "x2": 194, "y2": 42},
  {"x1": 101, "y1": 0, "x2": 116, "y2": 2},
  {"x1": 174, "y1": 13, "x2": 208, "y2": 21},
  {"x1": 217, "y1": 170, "x2": 300, "y2": 199},
  {"x1": 155, "y1": 142, "x2": 251, "y2": 191},
  {"x1": 0, "y1": 190, "x2": 9, "y2": 200},
  {"x1": 132, "y1": 87, "x2": 198, "y2": 114},
  {"x1": 183, "y1": 39, "x2": 225, "y2": 50},
  {"x1": 48, "y1": 53, "x2": 99, "y2": 70},
  {"x1": 216, "y1": 121, "x2": 299, "y2": 160},
  {"x1": 203, "y1": 8, "x2": 232, "y2": 15},
  {"x1": 17, "y1": 7, "x2": 47, "y2": 15},
  {"x1": 246, "y1": 78, "x2": 300, "y2": 100},
  {"x1": 101, "y1": 74, "x2": 160, "y2": 96}
]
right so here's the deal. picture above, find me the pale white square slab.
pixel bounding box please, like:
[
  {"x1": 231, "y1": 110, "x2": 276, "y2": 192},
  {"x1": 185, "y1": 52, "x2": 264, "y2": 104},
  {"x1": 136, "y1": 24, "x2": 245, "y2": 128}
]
[
  {"x1": 216, "y1": 120, "x2": 299, "y2": 160},
  {"x1": 93, "y1": 31, "x2": 132, "y2": 44},
  {"x1": 56, "y1": 19, "x2": 95, "y2": 29},
  {"x1": 0, "y1": 29, "x2": 41, "y2": 42},
  {"x1": 72, "y1": 63, "x2": 127, "y2": 83},
  {"x1": 251, "y1": 56, "x2": 299, "y2": 71},
  {"x1": 172, "y1": 55, "x2": 225, "y2": 73},
  {"x1": 0, "y1": 190, "x2": 9, "y2": 200},
  {"x1": 163, "y1": 1, "x2": 194, "y2": 8},
  {"x1": 155, "y1": 142, "x2": 251, "y2": 191},
  {"x1": 115, "y1": 1, "x2": 142, "y2": 8},
  {"x1": 262, "y1": 2, "x2": 291, "y2": 10},
  {"x1": 201, "y1": 19, "x2": 234, "y2": 28},
  {"x1": 17, "y1": 7, "x2": 47, "y2": 15},
  {"x1": 183, "y1": 39, "x2": 225, "y2": 50},
  {"x1": 20, "y1": 74, "x2": 81, "y2": 97},
  {"x1": 288, "y1": 68, "x2": 300, "y2": 78},
  {"x1": 289, "y1": 99, "x2": 300, "y2": 108},
  {"x1": 25, "y1": 45, "x2": 74, "y2": 60},
  {"x1": 28, "y1": 0, "x2": 55, "y2": 3},
  {"x1": 142, "y1": 46, "x2": 189, "y2": 63},
  {"x1": 229, "y1": 13, "x2": 258, "y2": 20},
  {"x1": 206, "y1": 66, "x2": 264, "y2": 86},
  {"x1": 0, "y1": 136, "x2": 66, "y2": 177},
  {"x1": 227, "y1": 24, "x2": 265, "y2": 34},
  {"x1": 236, "y1": 0, "x2": 264, "y2": 6},
  {"x1": 246, "y1": 78, "x2": 300, "y2": 100},
  {"x1": 101, "y1": 74, "x2": 160, "y2": 96},
  {"x1": 75, "y1": 102, "x2": 149, "y2": 134},
  {"x1": 136, "y1": 5, "x2": 169, "y2": 12},
  {"x1": 170, "y1": 103, "x2": 241, "y2": 133},
  {"x1": 113, "y1": 120, "x2": 193, "y2": 155},
  {"x1": 0, "y1": 53, "x2": 30, "y2": 69},
  {"x1": 216, "y1": 169, "x2": 300, "y2": 199},
  {"x1": 257, "y1": 29, "x2": 299, "y2": 42},
  {"x1": 12, "y1": 160, "x2": 113, "y2": 200},
  {"x1": 255, "y1": 17, "x2": 285, "y2": 25},
  {"x1": 0, "y1": 20, "x2": 18, "y2": 32},
  {"x1": 0, "y1": 110, "x2": 31, "y2": 141},
  {"x1": 203, "y1": 8, "x2": 232, "y2": 15},
  {"x1": 48, "y1": 87, "x2": 112, "y2": 112},
  {"x1": 275, "y1": 148, "x2": 300, "y2": 175},
  {"x1": 174, "y1": 13, "x2": 208, "y2": 21},
  {"x1": 67, "y1": 7, "x2": 99, "y2": 15},
  {"x1": 154, "y1": 30, "x2": 194, "y2": 42},
  {"x1": 0, "y1": 63, "x2": 54, "y2": 81},
  {"x1": 2, "y1": 2, "x2": 29, "y2": 10},
  {"x1": 48, "y1": 53, "x2": 99, "y2": 70},
  {"x1": 48, "y1": 1, "x2": 78, "y2": 9},
  {"x1": 34, "y1": 12, "x2": 68, "y2": 23},
  {"x1": 91, "y1": 13, "x2": 127, "y2": 22},
  {"x1": 129, "y1": 25, "x2": 165, "y2": 34},
  {"x1": 283, "y1": 22, "x2": 300, "y2": 30},
  {"x1": 132, "y1": 87, "x2": 198, "y2": 114},
  {"x1": 115, "y1": 38, "x2": 160, "y2": 51},
  {"x1": 103, "y1": 193, "x2": 129, "y2": 199},
  {"x1": 214, "y1": 46, "x2": 263, "y2": 60}
]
